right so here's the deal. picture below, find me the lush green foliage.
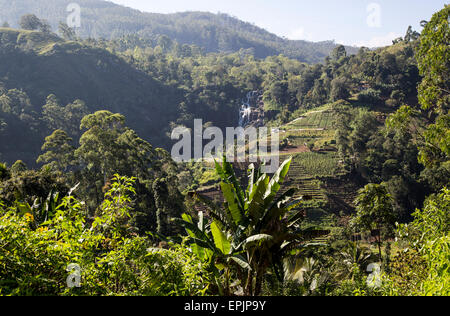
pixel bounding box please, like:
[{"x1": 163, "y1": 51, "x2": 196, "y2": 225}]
[
  {"x1": 36, "y1": 110, "x2": 185, "y2": 235},
  {"x1": 0, "y1": 175, "x2": 211, "y2": 296},
  {"x1": 416, "y1": 5, "x2": 449, "y2": 114},
  {"x1": 383, "y1": 188, "x2": 449, "y2": 296},
  {"x1": 351, "y1": 183, "x2": 396, "y2": 263},
  {"x1": 0, "y1": 3, "x2": 448, "y2": 297}
]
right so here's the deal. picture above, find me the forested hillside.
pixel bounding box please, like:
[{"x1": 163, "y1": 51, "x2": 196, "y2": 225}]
[
  {"x1": 0, "y1": 28, "x2": 186, "y2": 163},
  {"x1": 0, "y1": 2, "x2": 448, "y2": 298},
  {"x1": 0, "y1": 22, "x2": 421, "y2": 166},
  {"x1": 0, "y1": 23, "x2": 419, "y2": 164},
  {"x1": 0, "y1": 0, "x2": 358, "y2": 63}
]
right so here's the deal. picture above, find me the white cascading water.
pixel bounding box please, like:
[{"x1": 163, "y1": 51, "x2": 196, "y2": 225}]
[{"x1": 239, "y1": 90, "x2": 259, "y2": 127}]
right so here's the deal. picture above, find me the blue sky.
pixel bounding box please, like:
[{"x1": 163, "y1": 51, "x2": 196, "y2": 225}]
[{"x1": 109, "y1": 0, "x2": 447, "y2": 47}]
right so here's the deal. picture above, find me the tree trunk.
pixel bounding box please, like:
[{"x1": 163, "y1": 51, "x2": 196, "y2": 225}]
[
  {"x1": 377, "y1": 229, "x2": 383, "y2": 264},
  {"x1": 245, "y1": 270, "x2": 253, "y2": 296},
  {"x1": 254, "y1": 268, "x2": 264, "y2": 296}
]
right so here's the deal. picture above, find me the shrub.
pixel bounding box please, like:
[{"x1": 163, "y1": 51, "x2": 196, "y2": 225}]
[
  {"x1": 357, "y1": 89, "x2": 382, "y2": 105},
  {"x1": 0, "y1": 175, "x2": 211, "y2": 296},
  {"x1": 382, "y1": 188, "x2": 450, "y2": 296}
]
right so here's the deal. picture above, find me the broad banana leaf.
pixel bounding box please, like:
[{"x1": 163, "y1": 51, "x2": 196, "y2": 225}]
[
  {"x1": 247, "y1": 174, "x2": 269, "y2": 223},
  {"x1": 229, "y1": 255, "x2": 251, "y2": 271},
  {"x1": 263, "y1": 157, "x2": 292, "y2": 206},
  {"x1": 211, "y1": 220, "x2": 231, "y2": 255},
  {"x1": 220, "y1": 181, "x2": 244, "y2": 226},
  {"x1": 241, "y1": 234, "x2": 274, "y2": 249}
]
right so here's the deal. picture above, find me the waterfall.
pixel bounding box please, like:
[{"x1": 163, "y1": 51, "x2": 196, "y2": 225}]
[{"x1": 238, "y1": 90, "x2": 261, "y2": 127}]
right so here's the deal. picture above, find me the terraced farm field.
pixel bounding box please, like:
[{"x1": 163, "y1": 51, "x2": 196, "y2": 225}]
[
  {"x1": 289, "y1": 111, "x2": 333, "y2": 129},
  {"x1": 281, "y1": 151, "x2": 357, "y2": 226},
  {"x1": 281, "y1": 107, "x2": 337, "y2": 150},
  {"x1": 283, "y1": 151, "x2": 342, "y2": 203},
  {"x1": 281, "y1": 129, "x2": 335, "y2": 148},
  {"x1": 292, "y1": 152, "x2": 343, "y2": 178},
  {"x1": 286, "y1": 106, "x2": 335, "y2": 131}
]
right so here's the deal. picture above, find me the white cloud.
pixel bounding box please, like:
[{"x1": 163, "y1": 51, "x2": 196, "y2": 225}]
[
  {"x1": 354, "y1": 32, "x2": 402, "y2": 48},
  {"x1": 287, "y1": 27, "x2": 314, "y2": 41}
]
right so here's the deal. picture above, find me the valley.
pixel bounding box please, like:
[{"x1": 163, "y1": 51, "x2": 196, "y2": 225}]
[{"x1": 0, "y1": 0, "x2": 448, "y2": 298}]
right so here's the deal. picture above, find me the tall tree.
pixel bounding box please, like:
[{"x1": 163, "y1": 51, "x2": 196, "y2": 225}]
[
  {"x1": 42, "y1": 95, "x2": 89, "y2": 138},
  {"x1": 330, "y1": 76, "x2": 350, "y2": 102},
  {"x1": 19, "y1": 14, "x2": 43, "y2": 31},
  {"x1": 416, "y1": 6, "x2": 450, "y2": 169},
  {"x1": 58, "y1": 22, "x2": 76, "y2": 40},
  {"x1": 75, "y1": 111, "x2": 147, "y2": 182},
  {"x1": 416, "y1": 5, "x2": 449, "y2": 115},
  {"x1": 10, "y1": 160, "x2": 27, "y2": 175},
  {"x1": 352, "y1": 183, "x2": 396, "y2": 262},
  {"x1": 37, "y1": 130, "x2": 75, "y2": 172},
  {"x1": 331, "y1": 45, "x2": 347, "y2": 61}
]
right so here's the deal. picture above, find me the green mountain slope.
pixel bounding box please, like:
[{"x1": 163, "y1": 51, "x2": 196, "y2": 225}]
[
  {"x1": 0, "y1": 28, "x2": 185, "y2": 163},
  {"x1": 0, "y1": 0, "x2": 358, "y2": 63}
]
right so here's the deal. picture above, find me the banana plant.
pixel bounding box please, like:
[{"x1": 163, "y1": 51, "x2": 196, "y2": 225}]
[
  {"x1": 15, "y1": 189, "x2": 61, "y2": 230},
  {"x1": 337, "y1": 241, "x2": 375, "y2": 281},
  {"x1": 175, "y1": 211, "x2": 245, "y2": 296},
  {"x1": 178, "y1": 156, "x2": 320, "y2": 296}
]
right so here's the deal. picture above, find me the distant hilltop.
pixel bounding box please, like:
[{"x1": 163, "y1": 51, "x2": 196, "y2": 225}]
[{"x1": 0, "y1": 0, "x2": 358, "y2": 63}]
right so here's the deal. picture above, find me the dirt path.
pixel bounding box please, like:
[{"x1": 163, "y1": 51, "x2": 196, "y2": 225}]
[
  {"x1": 288, "y1": 128, "x2": 325, "y2": 132},
  {"x1": 285, "y1": 109, "x2": 327, "y2": 126},
  {"x1": 280, "y1": 145, "x2": 310, "y2": 154}
]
